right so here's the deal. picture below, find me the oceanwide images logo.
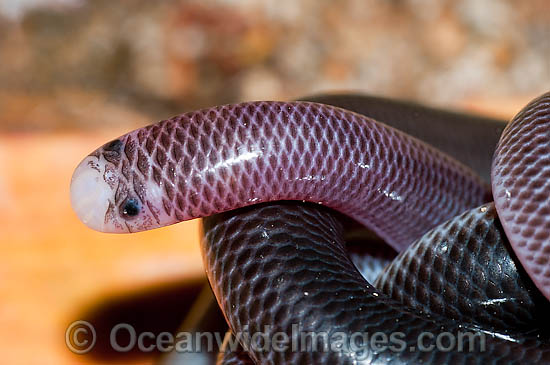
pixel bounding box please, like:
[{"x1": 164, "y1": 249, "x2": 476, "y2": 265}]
[{"x1": 65, "y1": 321, "x2": 486, "y2": 358}]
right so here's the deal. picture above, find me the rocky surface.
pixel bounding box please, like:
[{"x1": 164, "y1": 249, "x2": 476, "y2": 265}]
[{"x1": 0, "y1": 0, "x2": 548, "y2": 130}]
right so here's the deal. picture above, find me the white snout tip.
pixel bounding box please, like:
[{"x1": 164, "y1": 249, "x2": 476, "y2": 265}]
[{"x1": 70, "y1": 156, "x2": 111, "y2": 232}]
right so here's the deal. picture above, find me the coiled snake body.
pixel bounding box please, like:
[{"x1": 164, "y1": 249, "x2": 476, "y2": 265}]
[{"x1": 71, "y1": 92, "x2": 550, "y2": 364}]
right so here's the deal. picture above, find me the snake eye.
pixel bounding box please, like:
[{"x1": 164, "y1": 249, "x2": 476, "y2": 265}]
[{"x1": 120, "y1": 198, "x2": 140, "y2": 219}]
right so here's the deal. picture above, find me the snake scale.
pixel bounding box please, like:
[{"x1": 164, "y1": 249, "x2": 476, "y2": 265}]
[{"x1": 71, "y1": 91, "x2": 550, "y2": 364}]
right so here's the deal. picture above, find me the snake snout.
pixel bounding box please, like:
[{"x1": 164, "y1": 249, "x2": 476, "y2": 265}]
[{"x1": 70, "y1": 156, "x2": 112, "y2": 232}]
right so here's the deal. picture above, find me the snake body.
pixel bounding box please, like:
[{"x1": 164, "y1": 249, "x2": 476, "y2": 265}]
[
  {"x1": 70, "y1": 101, "x2": 489, "y2": 248},
  {"x1": 204, "y1": 202, "x2": 550, "y2": 364},
  {"x1": 492, "y1": 93, "x2": 550, "y2": 300},
  {"x1": 300, "y1": 94, "x2": 505, "y2": 183},
  {"x1": 70, "y1": 92, "x2": 550, "y2": 364}
]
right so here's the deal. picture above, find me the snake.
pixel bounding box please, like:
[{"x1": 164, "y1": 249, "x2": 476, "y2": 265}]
[{"x1": 70, "y1": 91, "x2": 550, "y2": 364}]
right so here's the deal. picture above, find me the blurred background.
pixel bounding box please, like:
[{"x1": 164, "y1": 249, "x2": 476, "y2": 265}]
[{"x1": 1, "y1": 0, "x2": 548, "y2": 363}]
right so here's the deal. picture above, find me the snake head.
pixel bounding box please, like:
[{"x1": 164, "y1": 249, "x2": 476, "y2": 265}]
[{"x1": 70, "y1": 137, "x2": 172, "y2": 233}]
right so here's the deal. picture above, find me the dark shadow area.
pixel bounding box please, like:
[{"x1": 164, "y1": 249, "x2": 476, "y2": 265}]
[{"x1": 67, "y1": 277, "x2": 226, "y2": 363}]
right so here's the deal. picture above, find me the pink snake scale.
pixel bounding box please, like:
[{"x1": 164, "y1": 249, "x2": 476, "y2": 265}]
[
  {"x1": 72, "y1": 101, "x2": 491, "y2": 252},
  {"x1": 493, "y1": 91, "x2": 550, "y2": 300}
]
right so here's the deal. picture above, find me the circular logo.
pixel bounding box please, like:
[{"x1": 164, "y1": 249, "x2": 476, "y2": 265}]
[{"x1": 65, "y1": 320, "x2": 96, "y2": 354}]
